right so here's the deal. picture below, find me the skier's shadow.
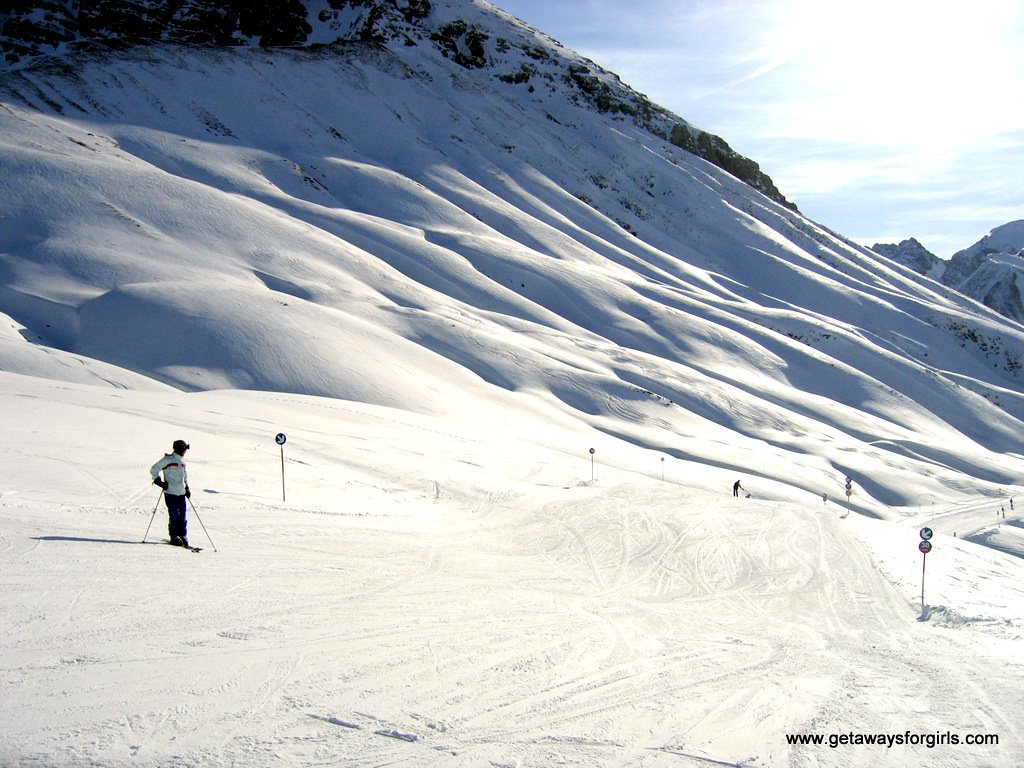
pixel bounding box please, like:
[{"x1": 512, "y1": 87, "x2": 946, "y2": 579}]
[{"x1": 33, "y1": 535, "x2": 143, "y2": 546}]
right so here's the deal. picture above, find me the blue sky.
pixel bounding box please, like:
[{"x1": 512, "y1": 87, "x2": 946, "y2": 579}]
[{"x1": 491, "y1": 0, "x2": 1024, "y2": 258}]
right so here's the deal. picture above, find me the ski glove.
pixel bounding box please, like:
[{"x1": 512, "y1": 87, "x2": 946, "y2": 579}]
[
  {"x1": 154, "y1": 477, "x2": 169, "y2": 490},
  {"x1": 185, "y1": 486, "x2": 191, "y2": 498}
]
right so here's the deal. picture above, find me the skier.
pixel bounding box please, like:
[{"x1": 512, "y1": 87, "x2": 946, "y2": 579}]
[
  {"x1": 733, "y1": 479, "x2": 744, "y2": 497},
  {"x1": 151, "y1": 440, "x2": 192, "y2": 547}
]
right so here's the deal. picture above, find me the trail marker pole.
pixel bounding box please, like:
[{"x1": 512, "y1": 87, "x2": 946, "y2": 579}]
[
  {"x1": 843, "y1": 477, "x2": 853, "y2": 518},
  {"x1": 589, "y1": 448, "x2": 595, "y2": 483},
  {"x1": 276, "y1": 433, "x2": 287, "y2": 501},
  {"x1": 919, "y1": 527, "x2": 934, "y2": 615},
  {"x1": 661, "y1": 456, "x2": 665, "y2": 481}
]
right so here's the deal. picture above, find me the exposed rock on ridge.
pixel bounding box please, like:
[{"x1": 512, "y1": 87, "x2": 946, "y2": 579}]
[
  {"x1": 0, "y1": 0, "x2": 795, "y2": 209},
  {"x1": 872, "y1": 237, "x2": 943, "y2": 279}
]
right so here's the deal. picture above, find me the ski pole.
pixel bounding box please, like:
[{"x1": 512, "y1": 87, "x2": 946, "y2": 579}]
[
  {"x1": 141, "y1": 491, "x2": 162, "y2": 543},
  {"x1": 187, "y1": 496, "x2": 218, "y2": 552}
]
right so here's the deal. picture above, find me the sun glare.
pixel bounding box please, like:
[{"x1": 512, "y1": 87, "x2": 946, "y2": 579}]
[{"x1": 755, "y1": 0, "x2": 1024, "y2": 144}]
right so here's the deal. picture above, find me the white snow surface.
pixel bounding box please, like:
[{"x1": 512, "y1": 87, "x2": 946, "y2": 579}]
[
  {"x1": 3, "y1": 370, "x2": 1024, "y2": 768},
  {"x1": 2, "y1": 9, "x2": 1024, "y2": 766}
]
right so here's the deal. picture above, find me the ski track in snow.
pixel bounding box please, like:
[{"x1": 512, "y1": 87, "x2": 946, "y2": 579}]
[{"x1": 3, "y1": 389, "x2": 1023, "y2": 768}]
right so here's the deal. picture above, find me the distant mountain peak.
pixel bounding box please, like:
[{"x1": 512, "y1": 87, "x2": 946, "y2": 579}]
[
  {"x1": 877, "y1": 222, "x2": 1024, "y2": 324},
  {"x1": 944, "y1": 221, "x2": 1024, "y2": 323},
  {"x1": 872, "y1": 237, "x2": 943, "y2": 278},
  {"x1": 956, "y1": 220, "x2": 1024, "y2": 260}
]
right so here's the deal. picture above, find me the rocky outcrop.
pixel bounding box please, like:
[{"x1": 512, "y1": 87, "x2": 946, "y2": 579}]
[
  {"x1": 872, "y1": 238, "x2": 944, "y2": 279},
  {"x1": 0, "y1": 0, "x2": 795, "y2": 210}
]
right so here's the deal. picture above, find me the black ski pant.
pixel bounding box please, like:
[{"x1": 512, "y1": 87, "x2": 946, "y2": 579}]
[{"x1": 164, "y1": 493, "x2": 188, "y2": 541}]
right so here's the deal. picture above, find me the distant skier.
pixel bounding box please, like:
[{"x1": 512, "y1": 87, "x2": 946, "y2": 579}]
[
  {"x1": 151, "y1": 440, "x2": 192, "y2": 547},
  {"x1": 733, "y1": 480, "x2": 744, "y2": 497}
]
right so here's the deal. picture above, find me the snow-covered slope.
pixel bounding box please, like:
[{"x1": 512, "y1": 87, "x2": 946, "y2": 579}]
[
  {"x1": 3, "y1": 371, "x2": 1024, "y2": 768},
  {"x1": 2, "y1": 2, "x2": 1024, "y2": 766},
  {"x1": 2, "y1": 35, "x2": 1022, "y2": 513}
]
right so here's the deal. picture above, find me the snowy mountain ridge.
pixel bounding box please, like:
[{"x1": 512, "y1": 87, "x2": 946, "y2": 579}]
[
  {"x1": 875, "y1": 220, "x2": 1024, "y2": 324},
  {"x1": 0, "y1": 0, "x2": 793, "y2": 208}
]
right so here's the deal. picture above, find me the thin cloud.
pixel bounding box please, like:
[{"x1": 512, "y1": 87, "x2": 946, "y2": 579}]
[{"x1": 490, "y1": 0, "x2": 1023, "y2": 256}]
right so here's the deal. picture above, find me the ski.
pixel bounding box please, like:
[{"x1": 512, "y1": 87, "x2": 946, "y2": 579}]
[{"x1": 164, "y1": 540, "x2": 203, "y2": 553}]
